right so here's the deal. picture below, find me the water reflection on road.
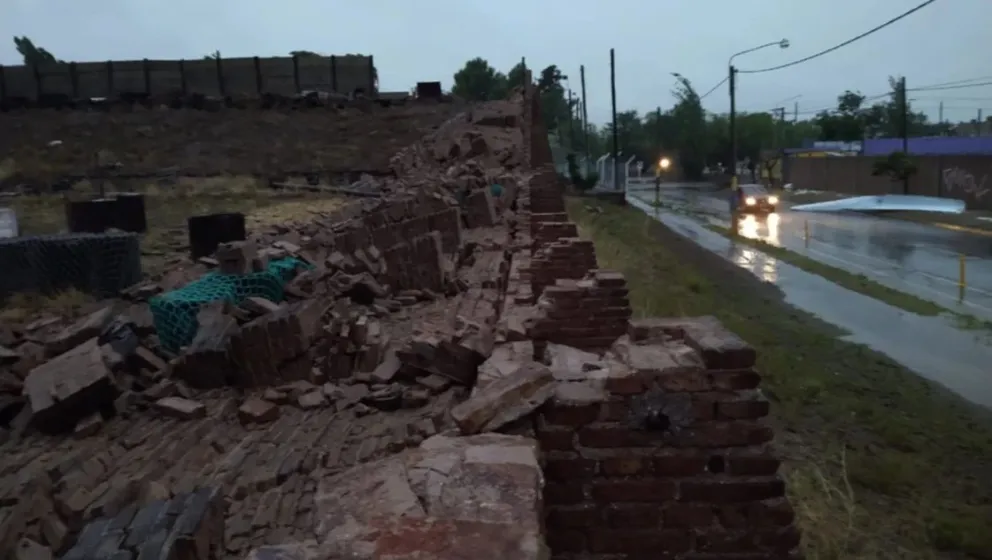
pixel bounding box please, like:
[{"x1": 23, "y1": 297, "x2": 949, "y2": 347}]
[{"x1": 625, "y1": 194, "x2": 992, "y2": 409}]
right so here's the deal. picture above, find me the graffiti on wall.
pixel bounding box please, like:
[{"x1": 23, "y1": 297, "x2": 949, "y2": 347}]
[{"x1": 943, "y1": 166, "x2": 990, "y2": 200}]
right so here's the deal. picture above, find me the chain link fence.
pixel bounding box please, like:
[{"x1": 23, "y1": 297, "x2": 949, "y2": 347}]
[{"x1": 0, "y1": 232, "x2": 142, "y2": 300}]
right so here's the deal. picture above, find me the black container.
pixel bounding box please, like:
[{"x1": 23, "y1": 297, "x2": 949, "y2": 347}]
[
  {"x1": 416, "y1": 81, "x2": 442, "y2": 99},
  {"x1": 187, "y1": 212, "x2": 246, "y2": 260},
  {"x1": 113, "y1": 193, "x2": 148, "y2": 233},
  {"x1": 65, "y1": 198, "x2": 117, "y2": 233}
]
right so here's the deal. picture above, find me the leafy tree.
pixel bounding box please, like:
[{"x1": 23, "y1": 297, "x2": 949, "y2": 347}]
[
  {"x1": 452, "y1": 58, "x2": 508, "y2": 101},
  {"x1": 14, "y1": 36, "x2": 61, "y2": 65},
  {"x1": 872, "y1": 151, "x2": 917, "y2": 194},
  {"x1": 507, "y1": 62, "x2": 528, "y2": 89},
  {"x1": 203, "y1": 50, "x2": 221, "y2": 60},
  {"x1": 669, "y1": 75, "x2": 708, "y2": 179},
  {"x1": 290, "y1": 50, "x2": 321, "y2": 57},
  {"x1": 537, "y1": 65, "x2": 571, "y2": 131}
]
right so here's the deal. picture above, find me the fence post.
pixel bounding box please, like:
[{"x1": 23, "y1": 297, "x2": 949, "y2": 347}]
[
  {"x1": 330, "y1": 55, "x2": 338, "y2": 93},
  {"x1": 32, "y1": 64, "x2": 42, "y2": 100},
  {"x1": 937, "y1": 155, "x2": 944, "y2": 197},
  {"x1": 253, "y1": 57, "x2": 263, "y2": 94},
  {"x1": 215, "y1": 56, "x2": 225, "y2": 96},
  {"x1": 106, "y1": 61, "x2": 114, "y2": 98},
  {"x1": 143, "y1": 59, "x2": 151, "y2": 95},
  {"x1": 69, "y1": 62, "x2": 79, "y2": 97},
  {"x1": 292, "y1": 55, "x2": 301, "y2": 93},
  {"x1": 367, "y1": 55, "x2": 375, "y2": 95},
  {"x1": 178, "y1": 59, "x2": 187, "y2": 94}
]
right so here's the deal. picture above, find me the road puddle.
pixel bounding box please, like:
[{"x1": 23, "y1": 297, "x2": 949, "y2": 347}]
[{"x1": 627, "y1": 195, "x2": 992, "y2": 409}]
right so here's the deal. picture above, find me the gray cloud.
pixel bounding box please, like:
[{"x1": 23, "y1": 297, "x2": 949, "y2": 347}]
[{"x1": 3, "y1": 0, "x2": 990, "y2": 123}]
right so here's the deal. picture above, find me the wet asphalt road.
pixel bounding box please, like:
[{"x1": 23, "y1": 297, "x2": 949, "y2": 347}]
[
  {"x1": 628, "y1": 182, "x2": 992, "y2": 322},
  {"x1": 624, "y1": 193, "x2": 992, "y2": 409}
]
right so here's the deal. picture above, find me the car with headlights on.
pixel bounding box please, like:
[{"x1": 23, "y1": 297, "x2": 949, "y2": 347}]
[{"x1": 730, "y1": 184, "x2": 779, "y2": 215}]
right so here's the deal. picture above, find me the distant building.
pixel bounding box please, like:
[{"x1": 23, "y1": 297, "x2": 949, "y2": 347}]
[{"x1": 862, "y1": 136, "x2": 992, "y2": 156}]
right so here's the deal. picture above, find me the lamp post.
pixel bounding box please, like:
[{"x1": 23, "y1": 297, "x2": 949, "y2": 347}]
[{"x1": 728, "y1": 39, "x2": 789, "y2": 189}]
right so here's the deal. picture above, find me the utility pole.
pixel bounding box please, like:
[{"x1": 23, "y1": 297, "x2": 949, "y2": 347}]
[
  {"x1": 938, "y1": 101, "x2": 944, "y2": 125},
  {"x1": 728, "y1": 65, "x2": 738, "y2": 188},
  {"x1": 610, "y1": 48, "x2": 619, "y2": 192},
  {"x1": 520, "y1": 57, "x2": 527, "y2": 86},
  {"x1": 978, "y1": 109, "x2": 983, "y2": 136},
  {"x1": 580, "y1": 65, "x2": 589, "y2": 160},
  {"x1": 567, "y1": 88, "x2": 575, "y2": 149},
  {"x1": 899, "y1": 76, "x2": 910, "y2": 195},
  {"x1": 793, "y1": 101, "x2": 799, "y2": 122}
]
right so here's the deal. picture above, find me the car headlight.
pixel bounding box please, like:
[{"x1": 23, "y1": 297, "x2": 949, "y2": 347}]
[
  {"x1": 767, "y1": 196, "x2": 779, "y2": 204},
  {"x1": 745, "y1": 197, "x2": 756, "y2": 205}
]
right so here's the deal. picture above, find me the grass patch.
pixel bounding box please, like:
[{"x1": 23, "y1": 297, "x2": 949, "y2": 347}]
[
  {"x1": 568, "y1": 198, "x2": 992, "y2": 559},
  {"x1": 6, "y1": 177, "x2": 345, "y2": 276}
]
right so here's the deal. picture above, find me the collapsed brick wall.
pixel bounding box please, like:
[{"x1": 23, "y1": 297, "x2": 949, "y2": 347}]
[{"x1": 508, "y1": 79, "x2": 801, "y2": 558}]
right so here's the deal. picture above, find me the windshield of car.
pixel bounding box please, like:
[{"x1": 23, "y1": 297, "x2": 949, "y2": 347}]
[{"x1": 741, "y1": 185, "x2": 767, "y2": 196}]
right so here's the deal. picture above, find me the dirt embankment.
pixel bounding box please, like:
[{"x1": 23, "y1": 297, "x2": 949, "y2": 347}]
[{"x1": 0, "y1": 104, "x2": 463, "y2": 185}]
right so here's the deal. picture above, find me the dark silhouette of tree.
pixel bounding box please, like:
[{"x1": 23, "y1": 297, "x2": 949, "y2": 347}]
[
  {"x1": 451, "y1": 57, "x2": 508, "y2": 101},
  {"x1": 13, "y1": 36, "x2": 61, "y2": 65}
]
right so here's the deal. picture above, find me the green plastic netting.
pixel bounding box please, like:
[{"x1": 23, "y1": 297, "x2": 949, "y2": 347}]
[{"x1": 150, "y1": 257, "x2": 310, "y2": 353}]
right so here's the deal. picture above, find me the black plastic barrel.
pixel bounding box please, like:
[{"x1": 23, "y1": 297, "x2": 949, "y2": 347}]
[
  {"x1": 187, "y1": 212, "x2": 246, "y2": 260},
  {"x1": 113, "y1": 193, "x2": 148, "y2": 233},
  {"x1": 65, "y1": 198, "x2": 117, "y2": 233}
]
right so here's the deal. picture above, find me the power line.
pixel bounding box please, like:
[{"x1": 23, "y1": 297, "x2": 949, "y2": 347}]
[
  {"x1": 699, "y1": 77, "x2": 728, "y2": 100},
  {"x1": 736, "y1": 0, "x2": 939, "y2": 74}
]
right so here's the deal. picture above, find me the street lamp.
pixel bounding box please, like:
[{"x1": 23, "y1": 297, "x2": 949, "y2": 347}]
[
  {"x1": 728, "y1": 39, "x2": 789, "y2": 189},
  {"x1": 659, "y1": 157, "x2": 671, "y2": 170}
]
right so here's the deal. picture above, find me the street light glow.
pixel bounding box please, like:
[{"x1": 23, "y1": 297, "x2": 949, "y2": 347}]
[{"x1": 659, "y1": 157, "x2": 671, "y2": 170}]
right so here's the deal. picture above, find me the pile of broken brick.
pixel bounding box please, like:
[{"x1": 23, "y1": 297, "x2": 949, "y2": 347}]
[
  {"x1": 0, "y1": 94, "x2": 611, "y2": 560},
  {"x1": 1, "y1": 101, "x2": 527, "y2": 445}
]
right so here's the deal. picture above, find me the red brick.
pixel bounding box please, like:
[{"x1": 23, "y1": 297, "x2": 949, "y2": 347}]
[
  {"x1": 710, "y1": 369, "x2": 761, "y2": 390},
  {"x1": 544, "y1": 483, "x2": 586, "y2": 505},
  {"x1": 536, "y1": 426, "x2": 575, "y2": 451},
  {"x1": 591, "y1": 480, "x2": 676, "y2": 503},
  {"x1": 604, "y1": 373, "x2": 647, "y2": 395},
  {"x1": 587, "y1": 528, "x2": 693, "y2": 554},
  {"x1": 657, "y1": 370, "x2": 712, "y2": 392},
  {"x1": 604, "y1": 504, "x2": 661, "y2": 528},
  {"x1": 542, "y1": 401, "x2": 600, "y2": 426},
  {"x1": 599, "y1": 457, "x2": 650, "y2": 477},
  {"x1": 599, "y1": 399, "x2": 628, "y2": 421},
  {"x1": 726, "y1": 453, "x2": 780, "y2": 476},
  {"x1": 652, "y1": 453, "x2": 708, "y2": 476},
  {"x1": 674, "y1": 422, "x2": 774, "y2": 448},
  {"x1": 545, "y1": 504, "x2": 600, "y2": 529},
  {"x1": 578, "y1": 424, "x2": 661, "y2": 448},
  {"x1": 544, "y1": 453, "x2": 597, "y2": 479},
  {"x1": 679, "y1": 477, "x2": 785, "y2": 503},
  {"x1": 544, "y1": 529, "x2": 586, "y2": 554},
  {"x1": 663, "y1": 503, "x2": 714, "y2": 528},
  {"x1": 718, "y1": 399, "x2": 770, "y2": 420}
]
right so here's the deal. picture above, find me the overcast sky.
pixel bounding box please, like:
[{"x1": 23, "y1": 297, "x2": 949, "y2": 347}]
[{"x1": 4, "y1": 0, "x2": 991, "y2": 125}]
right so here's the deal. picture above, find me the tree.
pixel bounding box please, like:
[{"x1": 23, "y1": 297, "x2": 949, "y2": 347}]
[
  {"x1": 537, "y1": 65, "x2": 571, "y2": 131},
  {"x1": 203, "y1": 50, "x2": 221, "y2": 60},
  {"x1": 452, "y1": 58, "x2": 508, "y2": 101},
  {"x1": 290, "y1": 50, "x2": 321, "y2": 57},
  {"x1": 670, "y1": 75, "x2": 708, "y2": 179},
  {"x1": 507, "y1": 62, "x2": 528, "y2": 90},
  {"x1": 872, "y1": 151, "x2": 917, "y2": 194},
  {"x1": 14, "y1": 36, "x2": 61, "y2": 65}
]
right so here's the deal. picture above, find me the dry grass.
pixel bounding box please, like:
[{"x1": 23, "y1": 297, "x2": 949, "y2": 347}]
[
  {"x1": 0, "y1": 289, "x2": 92, "y2": 324},
  {"x1": 569, "y1": 198, "x2": 992, "y2": 559},
  {"x1": 1, "y1": 176, "x2": 345, "y2": 316}
]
